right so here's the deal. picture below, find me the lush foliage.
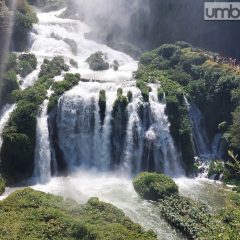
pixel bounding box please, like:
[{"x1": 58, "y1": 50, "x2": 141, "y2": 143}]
[
  {"x1": 133, "y1": 173, "x2": 240, "y2": 239},
  {"x1": 17, "y1": 53, "x2": 37, "y2": 77},
  {"x1": 39, "y1": 56, "x2": 70, "y2": 79},
  {"x1": 136, "y1": 43, "x2": 240, "y2": 177},
  {"x1": 13, "y1": 0, "x2": 38, "y2": 50},
  {"x1": 133, "y1": 172, "x2": 178, "y2": 201},
  {"x1": 0, "y1": 188, "x2": 156, "y2": 239},
  {"x1": 48, "y1": 73, "x2": 81, "y2": 112},
  {"x1": 86, "y1": 51, "x2": 109, "y2": 71},
  {"x1": 0, "y1": 56, "x2": 71, "y2": 184}
]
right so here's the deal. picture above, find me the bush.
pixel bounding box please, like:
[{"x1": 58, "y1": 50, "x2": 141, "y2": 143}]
[
  {"x1": 156, "y1": 44, "x2": 179, "y2": 59},
  {"x1": 133, "y1": 172, "x2": 178, "y2": 201},
  {"x1": 17, "y1": 53, "x2": 37, "y2": 77},
  {"x1": 39, "y1": 56, "x2": 69, "y2": 78},
  {"x1": 86, "y1": 51, "x2": 109, "y2": 71}
]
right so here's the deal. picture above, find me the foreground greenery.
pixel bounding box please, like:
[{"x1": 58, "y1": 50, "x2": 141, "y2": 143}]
[
  {"x1": 0, "y1": 56, "x2": 79, "y2": 184},
  {"x1": 133, "y1": 172, "x2": 240, "y2": 240},
  {"x1": 136, "y1": 42, "x2": 240, "y2": 180},
  {"x1": 0, "y1": 188, "x2": 157, "y2": 240}
]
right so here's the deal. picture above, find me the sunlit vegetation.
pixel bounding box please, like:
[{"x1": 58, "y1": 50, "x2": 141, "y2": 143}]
[
  {"x1": 133, "y1": 172, "x2": 178, "y2": 201},
  {"x1": 0, "y1": 56, "x2": 75, "y2": 184},
  {"x1": 0, "y1": 188, "x2": 157, "y2": 240},
  {"x1": 136, "y1": 43, "x2": 240, "y2": 179},
  {"x1": 133, "y1": 172, "x2": 240, "y2": 240}
]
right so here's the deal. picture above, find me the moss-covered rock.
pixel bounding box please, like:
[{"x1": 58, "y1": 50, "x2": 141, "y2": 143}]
[
  {"x1": 48, "y1": 73, "x2": 80, "y2": 113},
  {"x1": 98, "y1": 90, "x2": 106, "y2": 125},
  {"x1": 133, "y1": 172, "x2": 178, "y2": 201},
  {"x1": 111, "y1": 89, "x2": 129, "y2": 167},
  {"x1": 86, "y1": 51, "x2": 109, "y2": 71},
  {"x1": 0, "y1": 188, "x2": 157, "y2": 240}
]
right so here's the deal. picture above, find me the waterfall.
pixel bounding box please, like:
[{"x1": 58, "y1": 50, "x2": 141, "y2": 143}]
[
  {"x1": 147, "y1": 85, "x2": 185, "y2": 176},
  {"x1": 0, "y1": 104, "x2": 16, "y2": 149},
  {"x1": 34, "y1": 99, "x2": 51, "y2": 183},
  {"x1": 184, "y1": 97, "x2": 212, "y2": 160}
]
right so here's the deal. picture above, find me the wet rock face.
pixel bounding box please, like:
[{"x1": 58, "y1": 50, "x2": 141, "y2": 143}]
[{"x1": 0, "y1": 0, "x2": 10, "y2": 66}]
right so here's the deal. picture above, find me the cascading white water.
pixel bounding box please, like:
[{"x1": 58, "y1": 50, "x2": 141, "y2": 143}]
[
  {"x1": 148, "y1": 85, "x2": 185, "y2": 176},
  {"x1": 34, "y1": 99, "x2": 51, "y2": 183},
  {"x1": 0, "y1": 104, "x2": 16, "y2": 149},
  {"x1": 184, "y1": 96, "x2": 224, "y2": 161},
  {"x1": 184, "y1": 97, "x2": 211, "y2": 160}
]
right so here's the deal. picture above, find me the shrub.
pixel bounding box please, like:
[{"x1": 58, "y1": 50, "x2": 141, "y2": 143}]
[
  {"x1": 86, "y1": 51, "x2": 109, "y2": 71},
  {"x1": 156, "y1": 44, "x2": 179, "y2": 59},
  {"x1": 17, "y1": 53, "x2": 37, "y2": 77},
  {"x1": 133, "y1": 172, "x2": 178, "y2": 201},
  {"x1": 39, "y1": 56, "x2": 69, "y2": 78}
]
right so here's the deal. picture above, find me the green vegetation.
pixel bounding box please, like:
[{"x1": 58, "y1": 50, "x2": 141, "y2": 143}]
[
  {"x1": 39, "y1": 56, "x2": 70, "y2": 78},
  {"x1": 0, "y1": 56, "x2": 73, "y2": 184},
  {"x1": 0, "y1": 54, "x2": 19, "y2": 106},
  {"x1": 13, "y1": 0, "x2": 38, "y2": 50},
  {"x1": 0, "y1": 177, "x2": 6, "y2": 195},
  {"x1": 48, "y1": 73, "x2": 81, "y2": 113},
  {"x1": 136, "y1": 43, "x2": 240, "y2": 178},
  {"x1": 208, "y1": 160, "x2": 224, "y2": 179},
  {"x1": 86, "y1": 51, "x2": 109, "y2": 71},
  {"x1": 133, "y1": 172, "x2": 240, "y2": 239},
  {"x1": 111, "y1": 88, "x2": 129, "y2": 166},
  {"x1": 133, "y1": 172, "x2": 178, "y2": 201},
  {"x1": 0, "y1": 188, "x2": 156, "y2": 239},
  {"x1": 17, "y1": 53, "x2": 37, "y2": 77},
  {"x1": 98, "y1": 90, "x2": 106, "y2": 125}
]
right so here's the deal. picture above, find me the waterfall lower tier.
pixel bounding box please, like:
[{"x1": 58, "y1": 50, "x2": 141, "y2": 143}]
[
  {"x1": 53, "y1": 82, "x2": 185, "y2": 177},
  {"x1": 184, "y1": 97, "x2": 223, "y2": 162},
  {"x1": 34, "y1": 99, "x2": 52, "y2": 183}
]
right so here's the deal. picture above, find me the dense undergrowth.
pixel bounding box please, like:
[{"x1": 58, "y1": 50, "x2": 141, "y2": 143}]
[
  {"x1": 133, "y1": 172, "x2": 240, "y2": 240},
  {"x1": 136, "y1": 42, "x2": 240, "y2": 181},
  {"x1": 0, "y1": 188, "x2": 156, "y2": 240}
]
